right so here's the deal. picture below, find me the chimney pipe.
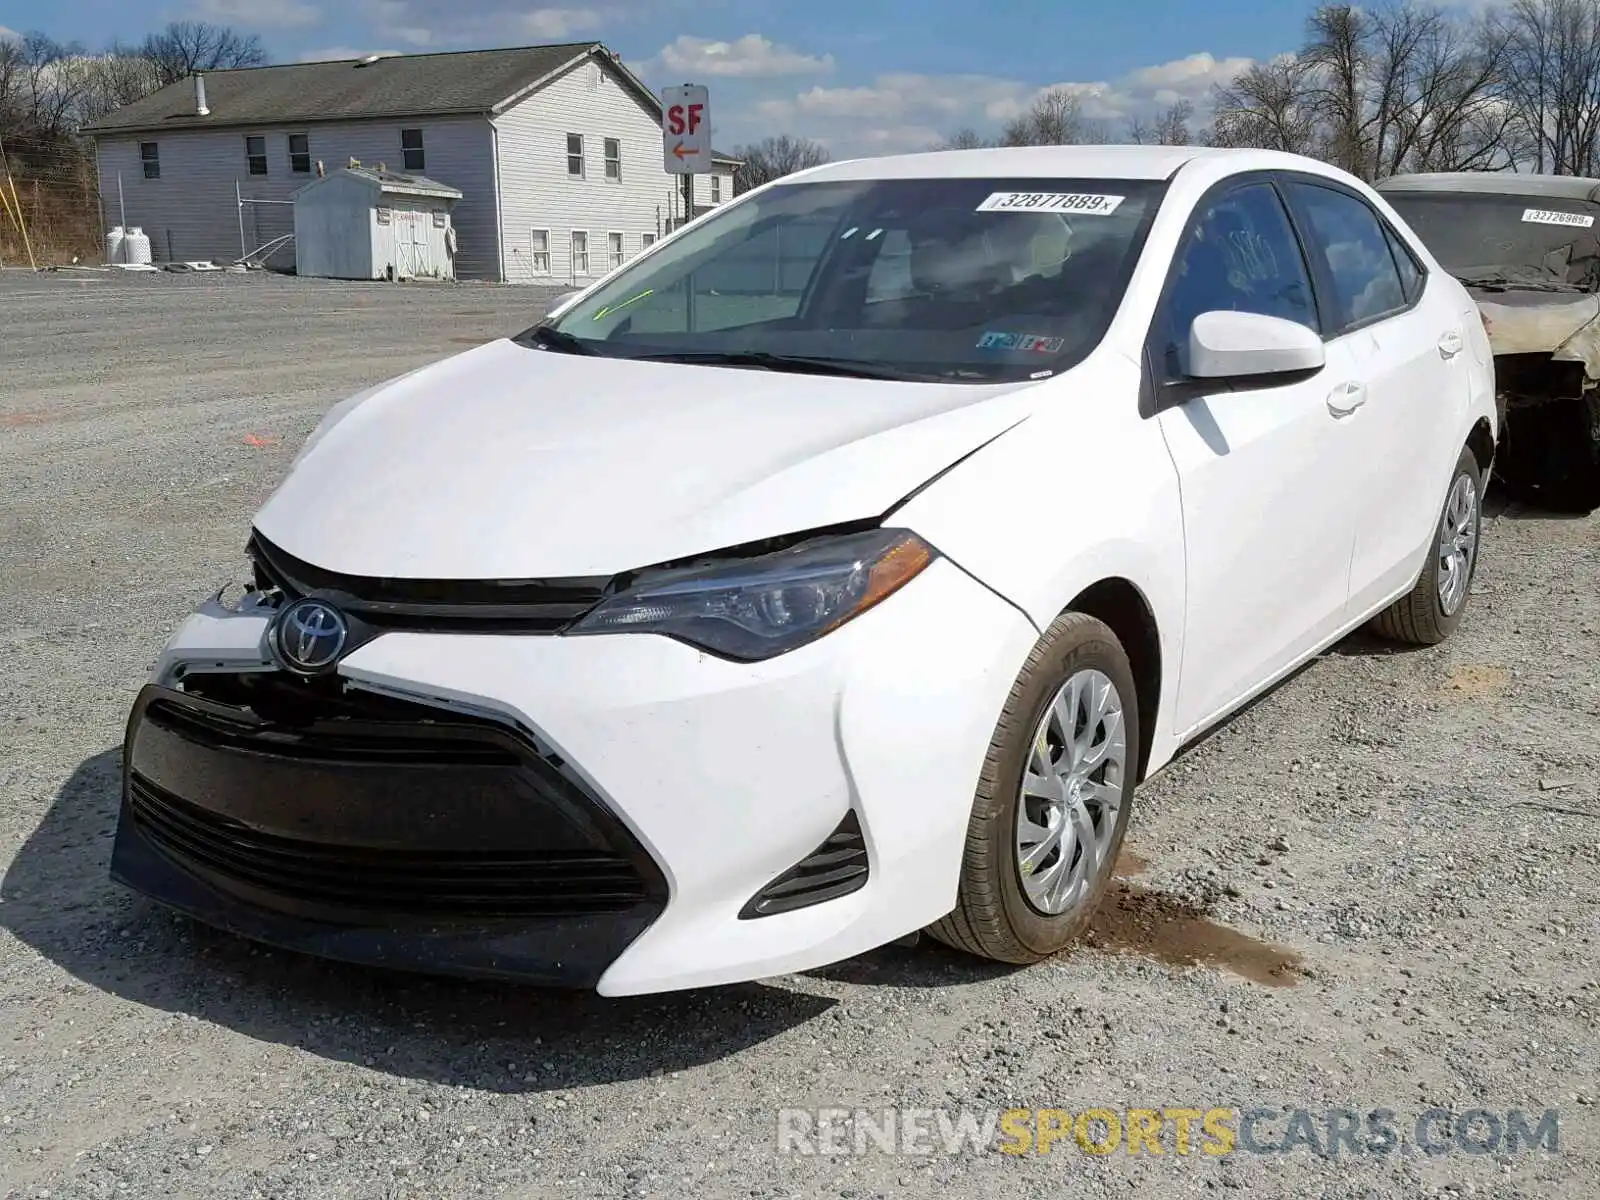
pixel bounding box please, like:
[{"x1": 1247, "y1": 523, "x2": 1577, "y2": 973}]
[{"x1": 194, "y1": 73, "x2": 209, "y2": 116}]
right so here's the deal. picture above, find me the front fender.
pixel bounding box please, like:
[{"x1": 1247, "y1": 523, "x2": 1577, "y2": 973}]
[{"x1": 890, "y1": 360, "x2": 1188, "y2": 776}]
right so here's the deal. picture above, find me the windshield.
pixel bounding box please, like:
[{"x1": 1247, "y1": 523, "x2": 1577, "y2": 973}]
[
  {"x1": 1384, "y1": 191, "x2": 1600, "y2": 288},
  {"x1": 537, "y1": 176, "x2": 1167, "y2": 382}
]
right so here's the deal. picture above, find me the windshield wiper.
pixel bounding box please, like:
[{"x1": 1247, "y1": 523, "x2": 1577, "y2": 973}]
[
  {"x1": 628, "y1": 349, "x2": 941, "y2": 381},
  {"x1": 516, "y1": 323, "x2": 597, "y2": 354}
]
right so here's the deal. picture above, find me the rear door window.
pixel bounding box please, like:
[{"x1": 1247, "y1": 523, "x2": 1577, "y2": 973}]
[{"x1": 1286, "y1": 182, "x2": 1409, "y2": 333}]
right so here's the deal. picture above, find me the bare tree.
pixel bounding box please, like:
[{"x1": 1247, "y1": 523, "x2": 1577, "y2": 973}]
[
  {"x1": 936, "y1": 127, "x2": 991, "y2": 150},
  {"x1": 1128, "y1": 99, "x2": 1195, "y2": 145},
  {"x1": 140, "y1": 20, "x2": 265, "y2": 87},
  {"x1": 729, "y1": 134, "x2": 830, "y2": 195},
  {"x1": 1209, "y1": 2, "x2": 1517, "y2": 178},
  {"x1": 1000, "y1": 86, "x2": 1107, "y2": 146},
  {"x1": 1209, "y1": 55, "x2": 1323, "y2": 153},
  {"x1": 1497, "y1": 0, "x2": 1600, "y2": 174}
]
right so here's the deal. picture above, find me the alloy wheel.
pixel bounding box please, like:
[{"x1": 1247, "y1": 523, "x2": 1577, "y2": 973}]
[
  {"x1": 1436, "y1": 471, "x2": 1479, "y2": 617},
  {"x1": 1014, "y1": 668, "x2": 1128, "y2": 916}
]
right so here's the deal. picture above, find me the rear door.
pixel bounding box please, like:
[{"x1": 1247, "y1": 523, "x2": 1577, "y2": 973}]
[
  {"x1": 1149, "y1": 178, "x2": 1366, "y2": 735},
  {"x1": 1282, "y1": 178, "x2": 1465, "y2": 615}
]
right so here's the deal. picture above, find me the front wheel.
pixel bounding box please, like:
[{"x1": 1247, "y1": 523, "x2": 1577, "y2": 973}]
[
  {"x1": 926, "y1": 612, "x2": 1140, "y2": 964},
  {"x1": 1370, "y1": 445, "x2": 1484, "y2": 646}
]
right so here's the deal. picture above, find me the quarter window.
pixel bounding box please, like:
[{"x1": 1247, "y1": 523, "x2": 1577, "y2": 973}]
[
  {"x1": 140, "y1": 141, "x2": 160, "y2": 179},
  {"x1": 1159, "y1": 182, "x2": 1319, "y2": 378},
  {"x1": 245, "y1": 135, "x2": 267, "y2": 176},
  {"x1": 400, "y1": 128, "x2": 424, "y2": 172},
  {"x1": 288, "y1": 133, "x2": 310, "y2": 174},
  {"x1": 1385, "y1": 224, "x2": 1426, "y2": 304},
  {"x1": 567, "y1": 133, "x2": 584, "y2": 177},
  {"x1": 1286, "y1": 181, "x2": 1407, "y2": 331}
]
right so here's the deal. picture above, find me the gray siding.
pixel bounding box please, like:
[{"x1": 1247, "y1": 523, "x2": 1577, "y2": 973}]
[
  {"x1": 492, "y1": 57, "x2": 736, "y2": 285},
  {"x1": 94, "y1": 116, "x2": 499, "y2": 279}
]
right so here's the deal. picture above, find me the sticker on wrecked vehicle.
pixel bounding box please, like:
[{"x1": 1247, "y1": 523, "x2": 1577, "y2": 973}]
[
  {"x1": 1521, "y1": 208, "x2": 1596, "y2": 228},
  {"x1": 976, "y1": 192, "x2": 1125, "y2": 215}
]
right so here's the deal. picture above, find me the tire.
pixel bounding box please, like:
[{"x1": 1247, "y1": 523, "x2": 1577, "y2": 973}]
[
  {"x1": 1370, "y1": 445, "x2": 1484, "y2": 646},
  {"x1": 926, "y1": 612, "x2": 1140, "y2": 964}
]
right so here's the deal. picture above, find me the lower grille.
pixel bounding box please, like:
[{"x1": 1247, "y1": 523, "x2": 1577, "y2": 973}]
[
  {"x1": 740, "y1": 810, "x2": 869, "y2": 919},
  {"x1": 129, "y1": 773, "x2": 648, "y2": 919}
]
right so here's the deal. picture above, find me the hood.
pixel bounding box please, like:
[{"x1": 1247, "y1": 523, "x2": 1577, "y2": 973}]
[
  {"x1": 1472, "y1": 289, "x2": 1600, "y2": 356},
  {"x1": 253, "y1": 339, "x2": 1045, "y2": 578}
]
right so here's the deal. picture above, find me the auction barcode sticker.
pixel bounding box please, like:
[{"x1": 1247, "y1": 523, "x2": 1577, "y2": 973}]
[
  {"x1": 977, "y1": 192, "x2": 1126, "y2": 215},
  {"x1": 1522, "y1": 207, "x2": 1595, "y2": 228}
]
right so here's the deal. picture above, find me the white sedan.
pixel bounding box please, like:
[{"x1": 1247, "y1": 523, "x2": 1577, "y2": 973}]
[{"x1": 111, "y1": 145, "x2": 1498, "y2": 996}]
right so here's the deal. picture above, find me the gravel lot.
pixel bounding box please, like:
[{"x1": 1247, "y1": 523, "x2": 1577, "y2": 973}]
[{"x1": 2, "y1": 267, "x2": 1597, "y2": 1199}]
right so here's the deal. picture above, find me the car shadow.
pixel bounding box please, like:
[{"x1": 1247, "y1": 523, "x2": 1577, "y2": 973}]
[{"x1": 2, "y1": 750, "x2": 834, "y2": 1095}]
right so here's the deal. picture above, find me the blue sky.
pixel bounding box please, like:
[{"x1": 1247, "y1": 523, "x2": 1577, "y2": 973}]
[{"x1": 3, "y1": 0, "x2": 1331, "y2": 153}]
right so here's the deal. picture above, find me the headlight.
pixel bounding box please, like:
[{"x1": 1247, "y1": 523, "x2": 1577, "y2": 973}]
[{"x1": 568, "y1": 528, "x2": 937, "y2": 661}]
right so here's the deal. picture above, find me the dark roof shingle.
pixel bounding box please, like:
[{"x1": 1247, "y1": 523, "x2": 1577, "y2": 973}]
[{"x1": 85, "y1": 43, "x2": 602, "y2": 133}]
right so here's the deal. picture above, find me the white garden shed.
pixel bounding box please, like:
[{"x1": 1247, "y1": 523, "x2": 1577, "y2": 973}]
[{"x1": 292, "y1": 166, "x2": 463, "y2": 281}]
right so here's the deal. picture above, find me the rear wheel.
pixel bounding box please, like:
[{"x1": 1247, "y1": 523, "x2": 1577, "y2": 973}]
[
  {"x1": 1370, "y1": 445, "x2": 1483, "y2": 646},
  {"x1": 926, "y1": 612, "x2": 1139, "y2": 964}
]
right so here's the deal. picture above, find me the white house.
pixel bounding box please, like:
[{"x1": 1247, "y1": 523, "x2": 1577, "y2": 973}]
[
  {"x1": 83, "y1": 42, "x2": 741, "y2": 283},
  {"x1": 294, "y1": 166, "x2": 462, "y2": 281}
]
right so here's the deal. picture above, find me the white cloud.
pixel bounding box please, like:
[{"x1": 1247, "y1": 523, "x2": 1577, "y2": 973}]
[
  {"x1": 0, "y1": 25, "x2": 19, "y2": 42},
  {"x1": 740, "y1": 53, "x2": 1256, "y2": 157},
  {"x1": 654, "y1": 34, "x2": 833, "y2": 79},
  {"x1": 358, "y1": 0, "x2": 639, "y2": 47},
  {"x1": 299, "y1": 47, "x2": 402, "y2": 62},
  {"x1": 194, "y1": 0, "x2": 323, "y2": 29}
]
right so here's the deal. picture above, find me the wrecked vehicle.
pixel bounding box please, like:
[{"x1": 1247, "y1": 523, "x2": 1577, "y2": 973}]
[{"x1": 1377, "y1": 171, "x2": 1600, "y2": 512}]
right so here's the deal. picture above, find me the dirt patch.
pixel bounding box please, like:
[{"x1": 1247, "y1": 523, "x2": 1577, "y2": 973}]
[
  {"x1": 1439, "y1": 663, "x2": 1511, "y2": 699},
  {"x1": 1083, "y1": 882, "x2": 1307, "y2": 987},
  {"x1": 1079, "y1": 843, "x2": 1307, "y2": 988},
  {"x1": 1, "y1": 412, "x2": 51, "y2": 427}
]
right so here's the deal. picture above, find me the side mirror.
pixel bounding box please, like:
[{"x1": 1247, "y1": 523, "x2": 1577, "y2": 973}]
[{"x1": 1187, "y1": 310, "x2": 1325, "y2": 380}]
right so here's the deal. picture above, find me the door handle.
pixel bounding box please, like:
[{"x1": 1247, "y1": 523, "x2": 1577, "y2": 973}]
[
  {"x1": 1327, "y1": 381, "x2": 1368, "y2": 417},
  {"x1": 1438, "y1": 330, "x2": 1464, "y2": 358}
]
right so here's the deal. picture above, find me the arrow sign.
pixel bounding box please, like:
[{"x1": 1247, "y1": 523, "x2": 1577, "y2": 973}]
[{"x1": 662, "y1": 83, "x2": 711, "y2": 174}]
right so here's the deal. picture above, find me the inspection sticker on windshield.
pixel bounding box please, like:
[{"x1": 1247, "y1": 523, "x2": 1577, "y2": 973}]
[
  {"x1": 978, "y1": 331, "x2": 1066, "y2": 353},
  {"x1": 976, "y1": 192, "x2": 1125, "y2": 215},
  {"x1": 1522, "y1": 207, "x2": 1595, "y2": 228}
]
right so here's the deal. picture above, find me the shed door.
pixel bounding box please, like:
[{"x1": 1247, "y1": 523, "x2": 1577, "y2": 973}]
[{"x1": 410, "y1": 209, "x2": 434, "y2": 277}]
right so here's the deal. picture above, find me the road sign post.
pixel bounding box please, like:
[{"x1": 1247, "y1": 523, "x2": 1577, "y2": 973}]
[{"x1": 662, "y1": 83, "x2": 711, "y2": 228}]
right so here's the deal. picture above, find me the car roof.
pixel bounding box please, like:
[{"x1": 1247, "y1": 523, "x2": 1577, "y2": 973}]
[
  {"x1": 1375, "y1": 171, "x2": 1600, "y2": 204},
  {"x1": 782, "y1": 144, "x2": 1339, "y2": 184}
]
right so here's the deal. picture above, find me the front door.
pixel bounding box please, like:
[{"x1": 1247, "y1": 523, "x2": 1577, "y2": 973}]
[{"x1": 1149, "y1": 178, "x2": 1364, "y2": 735}]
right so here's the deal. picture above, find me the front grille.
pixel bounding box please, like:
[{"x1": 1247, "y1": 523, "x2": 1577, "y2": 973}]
[
  {"x1": 129, "y1": 774, "x2": 649, "y2": 919},
  {"x1": 124, "y1": 673, "x2": 667, "y2": 925},
  {"x1": 740, "y1": 810, "x2": 870, "y2": 919},
  {"x1": 247, "y1": 531, "x2": 610, "y2": 632}
]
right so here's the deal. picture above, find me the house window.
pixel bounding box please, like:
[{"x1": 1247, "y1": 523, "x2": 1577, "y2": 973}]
[
  {"x1": 571, "y1": 230, "x2": 589, "y2": 275},
  {"x1": 604, "y1": 137, "x2": 620, "y2": 181},
  {"x1": 245, "y1": 136, "x2": 267, "y2": 176},
  {"x1": 710, "y1": 174, "x2": 721, "y2": 203},
  {"x1": 641, "y1": 232, "x2": 657, "y2": 250},
  {"x1": 608, "y1": 231, "x2": 624, "y2": 268},
  {"x1": 400, "y1": 128, "x2": 424, "y2": 172},
  {"x1": 288, "y1": 133, "x2": 310, "y2": 174},
  {"x1": 566, "y1": 133, "x2": 584, "y2": 177},
  {"x1": 139, "y1": 142, "x2": 160, "y2": 179},
  {"x1": 529, "y1": 229, "x2": 550, "y2": 274}
]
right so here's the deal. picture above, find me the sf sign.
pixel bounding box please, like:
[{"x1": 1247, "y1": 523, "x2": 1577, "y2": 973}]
[{"x1": 662, "y1": 83, "x2": 712, "y2": 174}]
